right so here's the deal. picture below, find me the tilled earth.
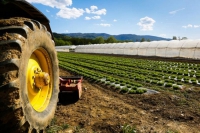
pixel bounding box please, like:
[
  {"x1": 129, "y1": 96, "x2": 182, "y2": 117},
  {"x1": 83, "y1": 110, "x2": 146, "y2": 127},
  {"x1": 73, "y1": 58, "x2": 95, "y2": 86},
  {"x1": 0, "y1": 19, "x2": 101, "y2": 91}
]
[{"x1": 55, "y1": 68, "x2": 200, "y2": 133}]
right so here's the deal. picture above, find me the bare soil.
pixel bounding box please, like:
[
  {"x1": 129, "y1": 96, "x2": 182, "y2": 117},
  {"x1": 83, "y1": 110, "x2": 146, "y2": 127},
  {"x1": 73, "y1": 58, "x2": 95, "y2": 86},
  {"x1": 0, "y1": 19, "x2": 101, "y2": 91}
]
[{"x1": 55, "y1": 67, "x2": 200, "y2": 133}]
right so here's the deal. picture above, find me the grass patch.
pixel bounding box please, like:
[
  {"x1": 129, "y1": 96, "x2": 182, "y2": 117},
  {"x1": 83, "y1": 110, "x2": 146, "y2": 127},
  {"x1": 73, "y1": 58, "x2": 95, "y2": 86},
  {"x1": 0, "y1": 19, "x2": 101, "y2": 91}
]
[
  {"x1": 121, "y1": 124, "x2": 137, "y2": 133},
  {"x1": 46, "y1": 118, "x2": 70, "y2": 133}
]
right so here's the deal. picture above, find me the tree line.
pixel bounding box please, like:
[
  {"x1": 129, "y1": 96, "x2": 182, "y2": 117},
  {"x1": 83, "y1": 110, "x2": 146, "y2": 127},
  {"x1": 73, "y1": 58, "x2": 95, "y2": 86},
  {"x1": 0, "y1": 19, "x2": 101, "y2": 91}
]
[
  {"x1": 54, "y1": 35, "x2": 151, "y2": 46},
  {"x1": 172, "y1": 36, "x2": 187, "y2": 40},
  {"x1": 54, "y1": 35, "x2": 133, "y2": 46}
]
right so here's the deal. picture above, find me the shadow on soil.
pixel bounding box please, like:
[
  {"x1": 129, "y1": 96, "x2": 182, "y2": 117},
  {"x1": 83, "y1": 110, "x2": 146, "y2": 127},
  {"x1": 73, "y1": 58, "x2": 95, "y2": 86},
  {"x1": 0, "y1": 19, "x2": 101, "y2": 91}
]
[{"x1": 58, "y1": 91, "x2": 79, "y2": 105}]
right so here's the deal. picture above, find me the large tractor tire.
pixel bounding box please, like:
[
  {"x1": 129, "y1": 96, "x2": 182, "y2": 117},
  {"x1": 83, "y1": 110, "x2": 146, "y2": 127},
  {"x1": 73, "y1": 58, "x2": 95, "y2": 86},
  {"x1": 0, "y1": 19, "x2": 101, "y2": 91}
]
[{"x1": 0, "y1": 18, "x2": 59, "y2": 132}]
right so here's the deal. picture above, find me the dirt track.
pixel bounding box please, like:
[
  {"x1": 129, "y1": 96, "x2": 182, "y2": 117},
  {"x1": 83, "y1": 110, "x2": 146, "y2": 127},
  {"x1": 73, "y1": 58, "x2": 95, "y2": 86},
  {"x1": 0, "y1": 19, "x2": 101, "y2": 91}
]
[{"x1": 55, "y1": 68, "x2": 200, "y2": 133}]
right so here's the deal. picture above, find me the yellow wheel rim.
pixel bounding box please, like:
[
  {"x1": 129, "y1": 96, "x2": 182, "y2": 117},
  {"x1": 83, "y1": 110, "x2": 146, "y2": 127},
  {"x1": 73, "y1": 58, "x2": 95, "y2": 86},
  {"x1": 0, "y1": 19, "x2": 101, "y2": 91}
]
[{"x1": 26, "y1": 48, "x2": 52, "y2": 112}]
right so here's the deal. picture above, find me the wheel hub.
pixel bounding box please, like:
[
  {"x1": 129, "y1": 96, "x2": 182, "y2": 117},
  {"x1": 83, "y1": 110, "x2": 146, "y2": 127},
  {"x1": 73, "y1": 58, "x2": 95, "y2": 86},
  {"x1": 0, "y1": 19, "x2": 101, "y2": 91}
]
[{"x1": 34, "y1": 68, "x2": 50, "y2": 88}]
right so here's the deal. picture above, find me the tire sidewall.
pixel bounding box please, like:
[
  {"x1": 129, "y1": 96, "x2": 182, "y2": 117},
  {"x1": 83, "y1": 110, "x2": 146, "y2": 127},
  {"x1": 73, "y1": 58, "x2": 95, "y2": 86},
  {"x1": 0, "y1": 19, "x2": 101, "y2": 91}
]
[{"x1": 20, "y1": 27, "x2": 59, "y2": 130}]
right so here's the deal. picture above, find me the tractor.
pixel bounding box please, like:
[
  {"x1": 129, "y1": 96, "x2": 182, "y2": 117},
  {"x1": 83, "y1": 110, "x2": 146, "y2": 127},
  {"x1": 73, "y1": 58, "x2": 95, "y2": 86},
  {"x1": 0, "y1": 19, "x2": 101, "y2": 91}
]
[{"x1": 0, "y1": 0, "x2": 82, "y2": 132}]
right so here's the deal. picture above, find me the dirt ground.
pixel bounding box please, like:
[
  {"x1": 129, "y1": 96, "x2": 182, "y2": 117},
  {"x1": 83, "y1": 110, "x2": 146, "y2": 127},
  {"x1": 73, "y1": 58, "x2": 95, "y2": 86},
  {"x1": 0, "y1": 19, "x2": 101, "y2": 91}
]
[{"x1": 55, "y1": 67, "x2": 200, "y2": 133}]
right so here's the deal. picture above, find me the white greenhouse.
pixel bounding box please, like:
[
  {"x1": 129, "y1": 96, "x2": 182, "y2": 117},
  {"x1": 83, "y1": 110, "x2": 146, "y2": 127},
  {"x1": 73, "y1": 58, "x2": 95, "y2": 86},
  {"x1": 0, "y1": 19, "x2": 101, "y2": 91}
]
[
  {"x1": 56, "y1": 45, "x2": 77, "y2": 52},
  {"x1": 75, "y1": 40, "x2": 200, "y2": 59}
]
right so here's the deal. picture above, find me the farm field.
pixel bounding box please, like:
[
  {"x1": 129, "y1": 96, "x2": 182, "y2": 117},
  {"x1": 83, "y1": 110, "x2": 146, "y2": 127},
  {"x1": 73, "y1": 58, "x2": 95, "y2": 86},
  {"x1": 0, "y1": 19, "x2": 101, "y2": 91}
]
[{"x1": 53, "y1": 52, "x2": 200, "y2": 133}]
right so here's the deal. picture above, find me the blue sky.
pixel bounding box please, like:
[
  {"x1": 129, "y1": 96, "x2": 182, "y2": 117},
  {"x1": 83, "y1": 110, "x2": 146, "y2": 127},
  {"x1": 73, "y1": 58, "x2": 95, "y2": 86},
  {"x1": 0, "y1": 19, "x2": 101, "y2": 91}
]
[{"x1": 27, "y1": 0, "x2": 200, "y2": 39}]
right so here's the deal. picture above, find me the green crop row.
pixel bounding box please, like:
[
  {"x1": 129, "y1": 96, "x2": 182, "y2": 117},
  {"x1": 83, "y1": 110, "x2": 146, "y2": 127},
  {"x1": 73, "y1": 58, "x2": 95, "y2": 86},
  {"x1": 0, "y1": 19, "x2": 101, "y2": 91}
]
[{"x1": 58, "y1": 52, "x2": 200, "y2": 94}]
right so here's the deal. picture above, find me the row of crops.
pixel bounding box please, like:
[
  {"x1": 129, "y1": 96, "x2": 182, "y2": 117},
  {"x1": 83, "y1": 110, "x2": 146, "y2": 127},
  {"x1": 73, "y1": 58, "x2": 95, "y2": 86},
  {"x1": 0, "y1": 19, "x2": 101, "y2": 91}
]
[{"x1": 57, "y1": 52, "x2": 200, "y2": 94}]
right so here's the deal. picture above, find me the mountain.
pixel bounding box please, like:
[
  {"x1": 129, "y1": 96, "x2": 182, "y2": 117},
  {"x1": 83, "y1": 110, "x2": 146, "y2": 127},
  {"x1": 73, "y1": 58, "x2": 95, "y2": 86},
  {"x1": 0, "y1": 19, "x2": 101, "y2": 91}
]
[
  {"x1": 113, "y1": 34, "x2": 171, "y2": 41},
  {"x1": 53, "y1": 33, "x2": 171, "y2": 42}
]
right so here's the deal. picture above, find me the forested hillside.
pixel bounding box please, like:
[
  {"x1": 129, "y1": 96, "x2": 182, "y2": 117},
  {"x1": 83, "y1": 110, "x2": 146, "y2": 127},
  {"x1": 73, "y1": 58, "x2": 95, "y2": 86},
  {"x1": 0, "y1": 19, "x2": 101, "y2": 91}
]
[{"x1": 53, "y1": 33, "x2": 171, "y2": 46}]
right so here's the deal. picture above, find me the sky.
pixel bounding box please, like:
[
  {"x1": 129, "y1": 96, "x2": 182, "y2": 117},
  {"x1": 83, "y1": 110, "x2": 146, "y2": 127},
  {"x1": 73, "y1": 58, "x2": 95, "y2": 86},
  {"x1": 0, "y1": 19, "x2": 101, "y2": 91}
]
[{"x1": 27, "y1": 0, "x2": 200, "y2": 39}]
